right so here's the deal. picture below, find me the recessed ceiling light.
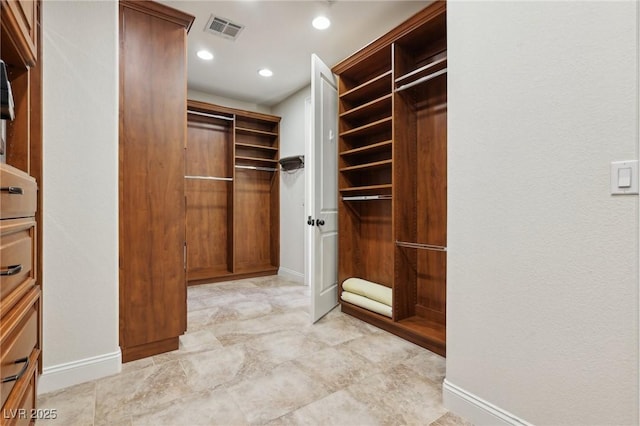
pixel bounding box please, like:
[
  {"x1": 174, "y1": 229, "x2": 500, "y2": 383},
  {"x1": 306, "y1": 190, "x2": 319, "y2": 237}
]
[
  {"x1": 197, "y1": 50, "x2": 214, "y2": 60},
  {"x1": 312, "y1": 16, "x2": 331, "y2": 30},
  {"x1": 258, "y1": 68, "x2": 273, "y2": 77}
]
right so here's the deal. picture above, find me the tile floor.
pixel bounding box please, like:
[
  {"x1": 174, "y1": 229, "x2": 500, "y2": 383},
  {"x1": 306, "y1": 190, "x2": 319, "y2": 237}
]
[{"x1": 37, "y1": 276, "x2": 471, "y2": 426}]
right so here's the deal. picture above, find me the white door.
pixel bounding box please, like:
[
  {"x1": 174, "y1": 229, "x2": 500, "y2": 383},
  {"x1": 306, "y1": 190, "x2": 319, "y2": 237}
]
[{"x1": 308, "y1": 54, "x2": 339, "y2": 322}]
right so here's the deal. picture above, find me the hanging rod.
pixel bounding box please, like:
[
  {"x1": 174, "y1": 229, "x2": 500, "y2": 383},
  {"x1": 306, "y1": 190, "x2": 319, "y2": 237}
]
[
  {"x1": 342, "y1": 195, "x2": 392, "y2": 201},
  {"x1": 395, "y1": 68, "x2": 447, "y2": 93},
  {"x1": 187, "y1": 110, "x2": 234, "y2": 121},
  {"x1": 395, "y1": 241, "x2": 447, "y2": 252},
  {"x1": 235, "y1": 165, "x2": 278, "y2": 172},
  {"x1": 185, "y1": 175, "x2": 233, "y2": 181}
]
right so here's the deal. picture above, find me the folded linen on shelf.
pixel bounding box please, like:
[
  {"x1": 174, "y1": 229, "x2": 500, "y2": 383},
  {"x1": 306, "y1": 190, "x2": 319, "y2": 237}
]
[
  {"x1": 342, "y1": 277, "x2": 392, "y2": 307},
  {"x1": 341, "y1": 291, "x2": 392, "y2": 318}
]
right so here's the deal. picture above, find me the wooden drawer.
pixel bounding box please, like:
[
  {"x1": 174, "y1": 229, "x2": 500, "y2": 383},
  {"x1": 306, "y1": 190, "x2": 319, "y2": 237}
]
[
  {"x1": 0, "y1": 288, "x2": 38, "y2": 409},
  {"x1": 0, "y1": 165, "x2": 36, "y2": 220},
  {"x1": 0, "y1": 219, "x2": 35, "y2": 317},
  {"x1": 0, "y1": 350, "x2": 38, "y2": 426},
  {"x1": 0, "y1": 0, "x2": 38, "y2": 67}
]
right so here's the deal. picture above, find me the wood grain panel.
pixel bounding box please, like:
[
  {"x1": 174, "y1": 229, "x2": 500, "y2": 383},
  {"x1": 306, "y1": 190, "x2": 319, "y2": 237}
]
[
  {"x1": 186, "y1": 180, "x2": 231, "y2": 278},
  {"x1": 233, "y1": 169, "x2": 274, "y2": 271},
  {"x1": 119, "y1": 4, "x2": 191, "y2": 353},
  {"x1": 185, "y1": 116, "x2": 232, "y2": 281}
]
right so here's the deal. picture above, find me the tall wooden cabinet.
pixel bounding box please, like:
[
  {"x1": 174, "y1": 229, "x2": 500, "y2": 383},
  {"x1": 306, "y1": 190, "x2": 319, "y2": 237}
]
[
  {"x1": 186, "y1": 101, "x2": 280, "y2": 285},
  {"x1": 1, "y1": 0, "x2": 43, "y2": 420},
  {"x1": 119, "y1": 1, "x2": 194, "y2": 362},
  {"x1": 334, "y1": 3, "x2": 447, "y2": 356}
]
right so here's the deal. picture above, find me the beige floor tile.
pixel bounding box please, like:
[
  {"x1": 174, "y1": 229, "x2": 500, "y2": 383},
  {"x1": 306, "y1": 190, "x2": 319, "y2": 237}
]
[
  {"x1": 120, "y1": 356, "x2": 155, "y2": 375},
  {"x1": 401, "y1": 349, "x2": 446, "y2": 387},
  {"x1": 307, "y1": 314, "x2": 366, "y2": 346},
  {"x1": 131, "y1": 388, "x2": 247, "y2": 426},
  {"x1": 430, "y1": 412, "x2": 474, "y2": 426},
  {"x1": 94, "y1": 415, "x2": 133, "y2": 426},
  {"x1": 41, "y1": 276, "x2": 469, "y2": 426},
  {"x1": 212, "y1": 310, "x2": 310, "y2": 346},
  {"x1": 269, "y1": 389, "x2": 382, "y2": 426},
  {"x1": 226, "y1": 362, "x2": 331, "y2": 424},
  {"x1": 37, "y1": 381, "x2": 95, "y2": 426},
  {"x1": 152, "y1": 329, "x2": 223, "y2": 364},
  {"x1": 180, "y1": 343, "x2": 278, "y2": 392},
  {"x1": 346, "y1": 364, "x2": 448, "y2": 425},
  {"x1": 342, "y1": 331, "x2": 423, "y2": 366},
  {"x1": 249, "y1": 329, "x2": 329, "y2": 365},
  {"x1": 293, "y1": 346, "x2": 380, "y2": 392},
  {"x1": 94, "y1": 361, "x2": 191, "y2": 420}
]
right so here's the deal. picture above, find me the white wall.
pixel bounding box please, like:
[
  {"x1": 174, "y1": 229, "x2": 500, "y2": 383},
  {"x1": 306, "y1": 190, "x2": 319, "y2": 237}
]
[
  {"x1": 272, "y1": 86, "x2": 310, "y2": 281},
  {"x1": 188, "y1": 88, "x2": 271, "y2": 115},
  {"x1": 40, "y1": 0, "x2": 120, "y2": 393},
  {"x1": 445, "y1": 2, "x2": 639, "y2": 425}
]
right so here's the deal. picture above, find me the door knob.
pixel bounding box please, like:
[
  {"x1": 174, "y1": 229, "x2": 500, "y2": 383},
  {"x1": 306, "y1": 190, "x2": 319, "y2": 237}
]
[
  {"x1": 316, "y1": 219, "x2": 325, "y2": 226},
  {"x1": 307, "y1": 216, "x2": 315, "y2": 226}
]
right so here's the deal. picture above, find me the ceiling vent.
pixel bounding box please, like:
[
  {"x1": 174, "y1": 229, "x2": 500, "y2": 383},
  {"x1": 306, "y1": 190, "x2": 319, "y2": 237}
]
[{"x1": 204, "y1": 15, "x2": 244, "y2": 41}]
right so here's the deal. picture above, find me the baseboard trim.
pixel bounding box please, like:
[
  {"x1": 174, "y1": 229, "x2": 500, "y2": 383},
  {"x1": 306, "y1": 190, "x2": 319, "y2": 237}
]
[
  {"x1": 278, "y1": 267, "x2": 305, "y2": 283},
  {"x1": 443, "y1": 379, "x2": 533, "y2": 426},
  {"x1": 38, "y1": 349, "x2": 121, "y2": 395}
]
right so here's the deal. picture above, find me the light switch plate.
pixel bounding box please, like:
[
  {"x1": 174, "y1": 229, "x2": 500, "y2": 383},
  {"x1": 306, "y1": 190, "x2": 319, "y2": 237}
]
[{"x1": 611, "y1": 160, "x2": 638, "y2": 195}]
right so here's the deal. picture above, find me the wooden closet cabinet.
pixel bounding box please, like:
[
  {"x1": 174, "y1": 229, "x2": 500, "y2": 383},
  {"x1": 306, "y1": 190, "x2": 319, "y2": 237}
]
[
  {"x1": 334, "y1": 3, "x2": 448, "y2": 356},
  {"x1": 186, "y1": 101, "x2": 280, "y2": 285},
  {"x1": 119, "y1": 1, "x2": 194, "y2": 362},
  {"x1": 1, "y1": 0, "x2": 42, "y2": 419}
]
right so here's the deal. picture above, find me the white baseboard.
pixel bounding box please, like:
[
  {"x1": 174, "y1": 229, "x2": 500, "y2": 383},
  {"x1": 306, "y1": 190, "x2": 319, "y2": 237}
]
[
  {"x1": 38, "y1": 349, "x2": 121, "y2": 395},
  {"x1": 278, "y1": 267, "x2": 305, "y2": 283},
  {"x1": 443, "y1": 379, "x2": 533, "y2": 426}
]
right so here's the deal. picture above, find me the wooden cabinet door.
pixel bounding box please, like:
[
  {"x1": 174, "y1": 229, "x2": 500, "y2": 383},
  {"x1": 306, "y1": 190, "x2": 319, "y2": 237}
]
[
  {"x1": 119, "y1": 4, "x2": 189, "y2": 360},
  {"x1": 0, "y1": 0, "x2": 38, "y2": 67}
]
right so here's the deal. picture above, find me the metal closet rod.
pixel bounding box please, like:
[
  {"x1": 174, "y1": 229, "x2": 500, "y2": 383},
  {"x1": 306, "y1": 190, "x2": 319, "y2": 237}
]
[
  {"x1": 185, "y1": 175, "x2": 233, "y2": 181},
  {"x1": 235, "y1": 165, "x2": 278, "y2": 172},
  {"x1": 395, "y1": 240, "x2": 447, "y2": 252},
  {"x1": 342, "y1": 195, "x2": 392, "y2": 201},
  {"x1": 187, "y1": 110, "x2": 234, "y2": 121},
  {"x1": 395, "y1": 67, "x2": 448, "y2": 93}
]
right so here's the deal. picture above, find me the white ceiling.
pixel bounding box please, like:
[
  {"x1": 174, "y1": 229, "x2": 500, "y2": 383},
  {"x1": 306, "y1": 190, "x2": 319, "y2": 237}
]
[{"x1": 160, "y1": 0, "x2": 430, "y2": 107}]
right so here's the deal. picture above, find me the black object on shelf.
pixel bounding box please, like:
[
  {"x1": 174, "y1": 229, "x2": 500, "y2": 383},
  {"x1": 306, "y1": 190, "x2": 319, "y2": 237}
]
[
  {"x1": 279, "y1": 155, "x2": 304, "y2": 171},
  {"x1": 1, "y1": 60, "x2": 15, "y2": 121}
]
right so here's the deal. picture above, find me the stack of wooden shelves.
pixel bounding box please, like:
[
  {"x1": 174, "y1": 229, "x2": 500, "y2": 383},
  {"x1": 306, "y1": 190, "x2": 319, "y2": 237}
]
[
  {"x1": 334, "y1": 2, "x2": 448, "y2": 356},
  {"x1": 186, "y1": 101, "x2": 280, "y2": 284}
]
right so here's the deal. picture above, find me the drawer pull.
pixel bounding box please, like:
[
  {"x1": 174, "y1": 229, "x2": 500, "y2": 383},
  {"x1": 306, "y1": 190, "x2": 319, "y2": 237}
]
[
  {"x1": 0, "y1": 264, "x2": 22, "y2": 276},
  {"x1": 1, "y1": 357, "x2": 29, "y2": 383},
  {"x1": 0, "y1": 186, "x2": 24, "y2": 195}
]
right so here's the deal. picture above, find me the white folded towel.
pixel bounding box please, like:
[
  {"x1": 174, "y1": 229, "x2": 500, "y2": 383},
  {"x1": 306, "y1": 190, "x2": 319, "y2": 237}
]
[
  {"x1": 341, "y1": 291, "x2": 392, "y2": 318},
  {"x1": 342, "y1": 277, "x2": 392, "y2": 307}
]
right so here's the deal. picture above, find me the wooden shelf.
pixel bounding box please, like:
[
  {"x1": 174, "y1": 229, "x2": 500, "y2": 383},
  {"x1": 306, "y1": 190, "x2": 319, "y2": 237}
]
[
  {"x1": 340, "y1": 140, "x2": 392, "y2": 157},
  {"x1": 340, "y1": 94, "x2": 392, "y2": 121},
  {"x1": 235, "y1": 156, "x2": 279, "y2": 164},
  {"x1": 340, "y1": 117, "x2": 392, "y2": 139},
  {"x1": 340, "y1": 70, "x2": 392, "y2": 104},
  {"x1": 236, "y1": 127, "x2": 278, "y2": 137},
  {"x1": 340, "y1": 159, "x2": 392, "y2": 173},
  {"x1": 339, "y1": 184, "x2": 392, "y2": 193},
  {"x1": 235, "y1": 142, "x2": 278, "y2": 152}
]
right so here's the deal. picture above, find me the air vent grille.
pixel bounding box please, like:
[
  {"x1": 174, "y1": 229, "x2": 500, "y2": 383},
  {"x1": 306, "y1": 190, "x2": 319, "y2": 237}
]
[{"x1": 205, "y1": 15, "x2": 244, "y2": 41}]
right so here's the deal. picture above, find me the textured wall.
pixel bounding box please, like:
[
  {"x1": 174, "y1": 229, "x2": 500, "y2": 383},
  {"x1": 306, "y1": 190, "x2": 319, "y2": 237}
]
[
  {"x1": 446, "y1": 1, "x2": 639, "y2": 424},
  {"x1": 272, "y1": 86, "x2": 310, "y2": 280},
  {"x1": 41, "y1": 0, "x2": 120, "y2": 390}
]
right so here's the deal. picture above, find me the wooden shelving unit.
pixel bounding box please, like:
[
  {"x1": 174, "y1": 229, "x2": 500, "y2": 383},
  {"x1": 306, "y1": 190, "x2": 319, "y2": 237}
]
[
  {"x1": 333, "y1": 2, "x2": 448, "y2": 357},
  {"x1": 185, "y1": 100, "x2": 280, "y2": 285}
]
